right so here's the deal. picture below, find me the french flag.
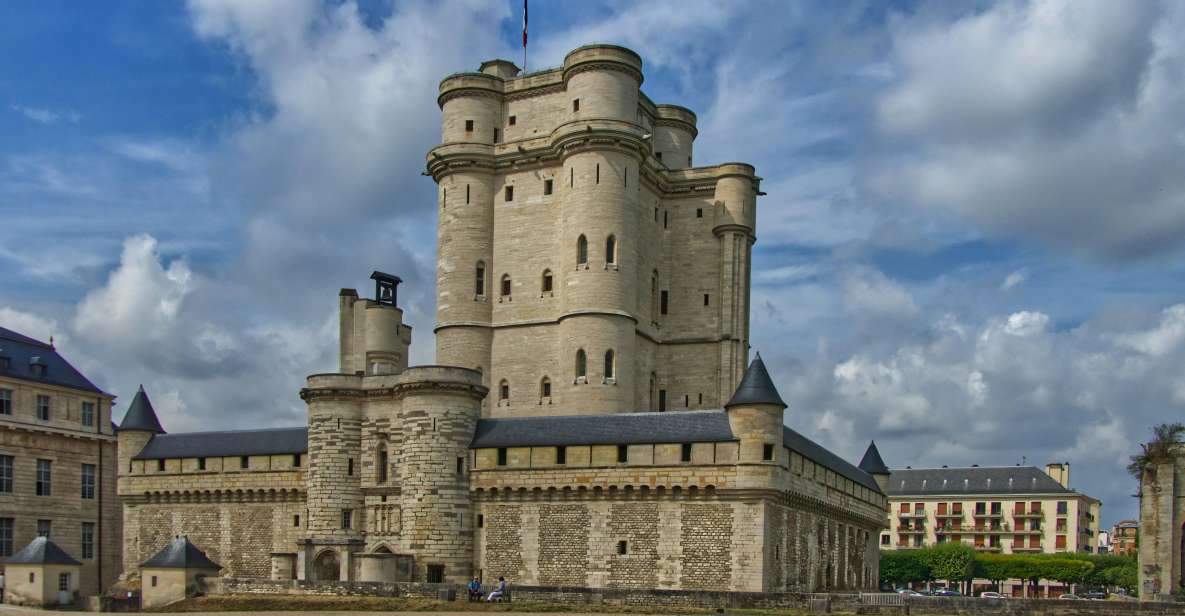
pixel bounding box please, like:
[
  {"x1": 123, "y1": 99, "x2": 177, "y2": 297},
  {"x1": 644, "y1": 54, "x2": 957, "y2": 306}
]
[{"x1": 522, "y1": 0, "x2": 528, "y2": 48}]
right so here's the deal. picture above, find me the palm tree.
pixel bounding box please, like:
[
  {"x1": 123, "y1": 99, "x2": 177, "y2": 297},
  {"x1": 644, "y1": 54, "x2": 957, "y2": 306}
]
[{"x1": 1128, "y1": 422, "x2": 1185, "y2": 480}]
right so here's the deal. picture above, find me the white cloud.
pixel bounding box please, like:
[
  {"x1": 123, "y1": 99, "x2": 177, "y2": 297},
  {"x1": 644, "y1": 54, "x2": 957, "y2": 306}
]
[
  {"x1": 73, "y1": 235, "x2": 192, "y2": 345},
  {"x1": 10, "y1": 105, "x2": 80, "y2": 125},
  {"x1": 841, "y1": 266, "x2": 918, "y2": 321},
  {"x1": 1115, "y1": 304, "x2": 1185, "y2": 356},
  {"x1": 1000, "y1": 268, "x2": 1027, "y2": 291},
  {"x1": 874, "y1": 0, "x2": 1185, "y2": 258}
]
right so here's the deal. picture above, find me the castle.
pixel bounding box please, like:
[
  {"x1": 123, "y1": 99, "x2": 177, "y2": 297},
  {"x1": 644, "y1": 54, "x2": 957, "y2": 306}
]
[{"x1": 116, "y1": 44, "x2": 890, "y2": 593}]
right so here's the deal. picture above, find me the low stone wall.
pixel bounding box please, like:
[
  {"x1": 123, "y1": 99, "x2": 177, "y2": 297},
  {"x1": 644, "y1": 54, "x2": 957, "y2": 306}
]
[{"x1": 207, "y1": 578, "x2": 1184, "y2": 615}]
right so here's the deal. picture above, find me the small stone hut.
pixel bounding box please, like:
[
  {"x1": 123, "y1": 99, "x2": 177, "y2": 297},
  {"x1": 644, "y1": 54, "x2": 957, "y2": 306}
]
[
  {"x1": 3, "y1": 536, "x2": 81, "y2": 607},
  {"x1": 140, "y1": 536, "x2": 222, "y2": 609}
]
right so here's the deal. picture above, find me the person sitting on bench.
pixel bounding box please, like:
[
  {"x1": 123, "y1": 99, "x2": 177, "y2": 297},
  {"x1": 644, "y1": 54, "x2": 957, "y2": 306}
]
[
  {"x1": 486, "y1": 576, "x2": 508, "y2": 602},
  {"x1": 467, "y1": 577, "x2": 482, "y2": 601}
]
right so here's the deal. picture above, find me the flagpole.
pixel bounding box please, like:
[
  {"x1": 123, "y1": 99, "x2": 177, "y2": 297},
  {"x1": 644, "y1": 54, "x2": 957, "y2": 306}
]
[{"x1": 522, "y1": 0, "x2": 528, "y2": 73}]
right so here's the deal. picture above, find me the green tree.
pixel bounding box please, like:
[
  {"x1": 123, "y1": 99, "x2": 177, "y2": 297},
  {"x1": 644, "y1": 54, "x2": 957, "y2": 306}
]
[
  {"x1": 1128, "y1": 422, "x2": 1185, "y2": 480},
  {"x1": 880, "y1": 550, "x2": 932, "y2": 588},
  {"x1": 922, "y1": 543, "x2": 975, "y2": 591}
]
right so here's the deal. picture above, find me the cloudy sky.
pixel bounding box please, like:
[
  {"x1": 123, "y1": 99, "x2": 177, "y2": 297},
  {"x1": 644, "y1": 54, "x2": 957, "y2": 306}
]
[{"x1": 3, "y1": 0, "x2": 1184, "y2": 525}]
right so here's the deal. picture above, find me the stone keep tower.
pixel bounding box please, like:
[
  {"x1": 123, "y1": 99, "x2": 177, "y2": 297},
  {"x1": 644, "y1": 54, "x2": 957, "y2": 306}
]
[
  {"x1": 300, "y1": 272, "x2": 485, "y2": 584},
  {"x1": 429, "y1": 45, "x2": 761, "y2": 418}
]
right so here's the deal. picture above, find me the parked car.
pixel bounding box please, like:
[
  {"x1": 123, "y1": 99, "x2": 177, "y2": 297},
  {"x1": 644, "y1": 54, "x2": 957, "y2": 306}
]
[
  {"x1": 1058, "y1": 594, "x2": 1084, "y2": 600},
  {"x1": 1081, "y1": 590, "x2": 1108, "y2": 600},
  {"x1": 897, "y1": 589, "x2": 926, "y2": 597},
  {"x1": 978, "y1": 591, "x2": 1005, "y2": 599},
  {"x1": 931, "y1": 588, "x2": 962, "y2": 597}
]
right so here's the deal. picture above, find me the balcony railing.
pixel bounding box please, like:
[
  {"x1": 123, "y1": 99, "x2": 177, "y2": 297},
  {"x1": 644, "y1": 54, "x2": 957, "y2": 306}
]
[
  {"x1": 1012, "y1": 510, "x2": 1044, "y2": 519},
  {"x1": 897, "y1": 526, "x2": 926, "y2": 534},
  {"x1": 934, "y1": 511, "x2": 964, "y2": 519},
  {"x1": 897, "y1": 511, "x2": 926, "y2": 518}
]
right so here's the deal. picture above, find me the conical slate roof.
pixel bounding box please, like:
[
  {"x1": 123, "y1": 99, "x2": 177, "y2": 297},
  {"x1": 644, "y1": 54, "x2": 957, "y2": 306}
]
[
  {"x1": 142, "y1": 536, "x2": 221, "y2": 570},
  {"x1": 119, "y1": 385, "x2": 165, "y2": 434},
  {"x1": 5, "y1": 536, "x2": 81, "y2": 566},
  {"x1": 725, "y1": 354, "x2": 787, "y2": 409},
  {"x1": 859, "y1": 440, "x2": 890, "y2": 475}
]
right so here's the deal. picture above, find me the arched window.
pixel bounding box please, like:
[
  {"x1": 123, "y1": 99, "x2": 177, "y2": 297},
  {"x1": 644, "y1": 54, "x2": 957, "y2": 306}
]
[
  {"x1": 540, "y1": 376, "x2": 552, "y2": 398},
  {"x1": 499, "y1": 380, "x2": 509, "y2": 401},
  {"x1": 605, "y1": 235, "x2": 616, "y2": 265},
  {"x1": 604, "y1": 350, "x2": 615, "y2": 380},
  {"x1": 576, "y1": 235, "x2": 588, "y2": 266},
  {"x1": 475, "y1": 262, "x2": 486, "y2": 296},
  {"x1": 500, "y1": 274, "x2": 511, "y2": 297},
  {"x1": 575, "y1": 349, "x2": 587, "y2": 379},
  {"x1": 541, "y1": 269, "x2": 553, "y2": 294}
]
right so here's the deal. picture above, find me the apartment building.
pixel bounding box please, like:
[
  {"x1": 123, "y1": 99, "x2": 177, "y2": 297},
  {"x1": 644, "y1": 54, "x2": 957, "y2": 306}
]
[
  {"x1": 0, "y1": 327, "x2": 120, "y2": 596},
  {"x1": 1111, "y1": 519, "x2": 1137, "y2": 557},
  {"x1": 882, "y1": 463, "x2": 1101, "y2": 555}
]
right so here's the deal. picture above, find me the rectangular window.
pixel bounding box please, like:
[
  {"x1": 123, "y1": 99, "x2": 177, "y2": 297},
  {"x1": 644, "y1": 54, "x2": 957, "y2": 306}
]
[
  {"x1": 197, "y1": 457, "x2": 206, "y2": 470},
  {"x1": 504, "y1": 185, "x2": 513, "y2": 201},
  {"x1": 660, "y1": 291, "x2": 669, "y2": 315},
  {"x1": 59, "y1": 572, "x2": 70, "y2": 591},
  {"x1": 478, "y1": 514, "x2": 484, "y2": 528},
  {"x1": 763, "y1": 444, "x2": 774, "y2": 461},
  {"x1": 703, "y1": 294, "x2": 710, "y2": 306},
  {"x1": 663, "y1": 210, "x2": 668, "y2": 228},
  {"x1": 1056, "y1": 501, "x2": 1068, "y2": 515},
  {"x1": 501, "y1": 277, "x2": 511, "y2": 296},
  {"x1": 681, "y1": 443, "x2": 692, "y2": 462},
  {"x1": 0, "y1": 518, "x2": 11, "y2": 556},
  {"x1": 684, "y1": 394, "x2": 689, "y2": 407},
  {"x1": 81, "y1": 402, "x2": 95, "y2": 427},
  {"x1": 81, "y1": 522, "x2": 94, "y2": 559},
  {"x1": 466, "y1": 184, "x2": 470, "y2": 204},
  {"x1": 658, "y1": 389, "x2": 667, "y2": 412},
  {"x1": 881, "y1": 534, "x2": 890, "y2": 545},
  {"x1": 1055, "y1": 535, "x2": 1066, "y2": 549},
  {"x1": 427, "y1": 564, "x2": 445, "y2": 584},
  {"x1": 544, "y1": 179, "x2": 553, "y2": 195},
  {"x1": 493, "y1": 128, "x2": 500, "y2": 143},
  {"x1": 508, "y1": 115, "x2": 516, "y2": 126},
  {"x1": 37, "y1": 519, "x2": 51, "y2": 538},
  {"x1": 656, "y1": 151, "x2": 663, "y2": 162},
  {"x1": 696, "y1": 208, "x2": 703, "y2": 218},
  {"x1": 572, "y1": 99, "x2": 580, "y2": 112},
  {"x1": 0, "y1": 389, "x2": 10, "y2": 415},
  {"x1": 157, "y1": 459, "x2": 165, "y2": 472},
  {"x1": 341, "y1": 509, "x2": 352, "y2": 529},
  {"x1": 456, "y1": 456, "x2": 464, "y2": 474},
  {"x1": 496, "y1": 448, "x2": 507, "y2": 466},
  {"x1": 81, "y1": 463, "x2": 95, "y2": 499},
  {"x1": 617, "y1": 445, "x2": 628, "y2": 464},
  {"x1": 570, "y1": 167, "x2": 574, "y2": 187},
  {"x1": 556, "y1": 446, "x2": 566, "y2": 465},
  {"x1": 595, "y1": 163, "x2": 600, "y2": 184},
  {"x1": 464, "y1": 119, "x2": 474, "y2": 132},
  {"x1": 37, "y1": 395, "x2": 50, "y2": 420},
  {"x1": 378, "y1": 449, "x2": 389, "y2": 483},
  {"x1": 36, "y1": 459, "x2": 51, "y2": 495},
  {"x1": 347, "y1": 458, "x2": 354, "y2": 476},
  {"x1": 0, "y1": 455, "x2": 11, "y2": 493}
]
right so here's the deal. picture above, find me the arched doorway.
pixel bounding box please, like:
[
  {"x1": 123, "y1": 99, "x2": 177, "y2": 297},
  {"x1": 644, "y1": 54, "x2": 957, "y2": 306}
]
[
  {"x1": 313, "y1": 549, "x2": 340, "y2": 582},
  {"x1": 374, "y1": 545, "x2": 392, "y2": 555}
]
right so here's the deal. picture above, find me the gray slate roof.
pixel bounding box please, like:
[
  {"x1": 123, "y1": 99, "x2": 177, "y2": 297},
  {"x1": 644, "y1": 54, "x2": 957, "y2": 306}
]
[
  {"x1": 142, "y1": 537, "x2": 221, "y2": 570},
  {"x1": 784, "y1": 426, "x2": 882, "y2": 493},
  {"x1": 5, "y1": 537, "x2": 81, "y2": 566},
  {"x1": 726, "y1": 355, "x2": 787, "y2": 408},
  {"x1": 471, "y1": 409, "x2": 734, "y2": 447},
  {"x1": 119, "y1": 386, "x2": 166, "y2": 434},
  {"x1": 887, "y1": 466, "x2": 1075, "y2": 496},
  {"x1": 0, "y1": 326, "x2": 104, "y2": 394},
  {"x1": 859, "y1": 441, "x2": 890, "y2": 475},
  {"x1": 133, "y1": 427, "x2": 308, "y2": 460},
  {"x1": 127, "y1": 411, "x2": 883, "y2": 496}
]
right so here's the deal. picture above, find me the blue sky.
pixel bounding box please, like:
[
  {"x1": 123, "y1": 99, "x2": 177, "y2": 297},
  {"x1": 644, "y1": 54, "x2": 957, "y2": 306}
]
[{"x1": 3, "y1": 0, "x2": 1185, "y2": 527}]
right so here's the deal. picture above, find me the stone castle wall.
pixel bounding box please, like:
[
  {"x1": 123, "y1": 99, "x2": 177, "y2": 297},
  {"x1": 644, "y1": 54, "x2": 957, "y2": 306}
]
[{"x1": 1139, "y1": 445, "x2": 1184, "y2": 600}]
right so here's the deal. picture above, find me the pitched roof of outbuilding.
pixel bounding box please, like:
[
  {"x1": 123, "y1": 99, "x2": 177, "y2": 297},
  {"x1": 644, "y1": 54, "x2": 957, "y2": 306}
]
[
  {"x1": 784, "y1": 426, "x2": 882, "y2": 493},
  {"x1": 141, "y1": 536, "x2": 221, "y2": 570},
  {"x1": 886, "y1": 466, "x2": 1076, "y2": 496},
  {"x1": 4, "y1": 537, "x2": 81, "y2": 566},
  {"x1": 132, "y1": 426, "x2": 308, "y2": 460},
  {"x1": 0, "y1": 326, "x2": 104, "y2": 394},
  {"x1": 859, "y1": 441, "x2": 890, "y2": 475},
  {"x1": 118, "y1": 386, "x2": 166, "y2": 434},
  {"x1": 725, "y1": 355, "x2": 786, "y2": 408}
]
